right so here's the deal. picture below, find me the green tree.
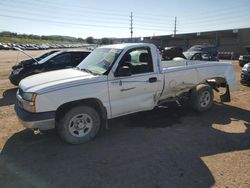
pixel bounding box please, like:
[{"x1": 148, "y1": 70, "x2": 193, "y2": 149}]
[
  {"x1": 86, "y1": 36, "x2": 94, "y2": 44},
  {"x1": 101, "y1": 38, "x2": 113, "y2": 45}
]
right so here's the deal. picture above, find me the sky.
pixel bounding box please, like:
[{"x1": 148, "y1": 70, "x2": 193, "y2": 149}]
[{"x1": 0, "y1": 0, "x2": 250, "y2": 39}]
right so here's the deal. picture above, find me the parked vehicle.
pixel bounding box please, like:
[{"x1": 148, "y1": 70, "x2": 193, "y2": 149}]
[
  {"x1": 0, "y1": 43, "x2": 10, "y2": 50},
  {"x1": 240, "y1": 63, "x2": 250, "y2": 85},
  {"x1": 9, "y1": 50, "x2": 90, "y2": 85},
  {"x1": 161, "y1": 46, "x2": 185, "y2": 60},
  {"x1": 187, "y1": 45, "x2": 218, "y2": 61},
  {"x1": 239, "y1": 55, "x2": 250, "y2": 67},
  {"x1": 239, "y1": 46, "x2": 250, "y2": 67},
  {"x1": 13, "y1": 50, "x2": 59, "y2": 69},
  {"x1": 15, "y1": 43, "x2": 236, "y2": 144},
  {"x1": 183, "y1": 51, "x2": 216, "y2": 61}
]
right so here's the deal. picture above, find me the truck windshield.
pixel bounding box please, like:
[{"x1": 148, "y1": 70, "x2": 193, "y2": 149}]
[{"x1": 77, "y1": 48, "x2": 122, "y2": 75}]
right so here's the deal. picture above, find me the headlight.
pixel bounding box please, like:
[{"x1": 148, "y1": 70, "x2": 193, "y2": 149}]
[
  {"x1": 12, "y1": 68, "x2": 23, "y2": 75},
  {"x1": 17, "y1": 90, "x2": 37, "y2": 112},
  {"x1": 22, "y1": 92, "x2": 37, "y2": 102}
]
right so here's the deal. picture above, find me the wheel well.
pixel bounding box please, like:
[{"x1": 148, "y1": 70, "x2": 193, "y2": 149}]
[
  {"x1": 55, "y1": 98, "x2": 107, "y2": 123},
  {"x1": 201, "y1": 77, "x2": 230, "y2": 102},
  {"x1": 205, "y1": 77, "x2": 228, "y2": 88},
  {"x1": 184, "y1": 77, "x2": 228, "y2": 98}
]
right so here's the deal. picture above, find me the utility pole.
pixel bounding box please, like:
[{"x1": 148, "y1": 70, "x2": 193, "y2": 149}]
[
  {"x1": 130, "y1": 12, "x2": 133, "y2": 42},
  {"x1": 174, "y1": 16, "x2": 177, "y2": 36}
]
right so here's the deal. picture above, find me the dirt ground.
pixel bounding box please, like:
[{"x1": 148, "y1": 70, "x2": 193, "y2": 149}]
[{"x1": 0, "y1": 50, "x2": 249, "y2": 188}]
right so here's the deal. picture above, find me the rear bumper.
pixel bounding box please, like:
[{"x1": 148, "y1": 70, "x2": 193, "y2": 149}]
[{"x1": 15, "y1": 104, "x2": 55, "y2": 130}]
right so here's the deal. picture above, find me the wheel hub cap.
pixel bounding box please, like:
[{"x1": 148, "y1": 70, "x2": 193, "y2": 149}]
[
  {"x1": 68, "y1": 113, "x2": 93, "y2": 137},
  {"x1": 199, "y1": 91, "x2": 211, "y2": 107}
]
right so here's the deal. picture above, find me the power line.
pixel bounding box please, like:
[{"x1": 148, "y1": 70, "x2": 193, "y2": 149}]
[
  {"x1": 0, "y1": 4, "x2": 175, "y2": 31},
  {"x1": 2, "y1": 0, "x2": 249, "y2": 31},
  {"x1": 180, "y1": 6, "x2": 250, "y2": 23},
  {"x1": 0, "y1": 13, "x2": 173, "y2": 33},
  {"x1": 1, "y1": 0, "x2": 249, "y2": 38},
  {"x1": 177, "y1": 1, "x2": 250, "y2": 18},
  {"x1": 33, "y1": 0, "x2": 130, "y2": 15},
  {"x1": 0, "y1": 1, "x2": 128, "y2": 18},
  {"x1": 0, "y1": 14, "x2": 128, "y2": 29},
  {"x1": 0, "y1": 7, "x2": 130, "y2": 25},
  {"x1": 1, "y1": 0, "x2": 174, "y2": 23},
  {"x1": 180, "y1": 12, "x2": 250, "y2": 26},
  {"x1": 1, "y1": 1, "x2": 174, "y2": 28},
  {"x1": 0, "y1": 7, "x2": 174, "y2": 29},
  {"x1": 16, "y1": 0, "x2": 174, "y2": 21}
]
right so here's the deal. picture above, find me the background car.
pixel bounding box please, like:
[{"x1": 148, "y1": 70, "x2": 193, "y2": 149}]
[
  {"x1": 187, "y1": 45, "x2": 218, "y2": 61},
  {"x1": 9, "y1": 50, "x2": 91, "y2": 85},
  {"x1": 183, "y1": 51, "x2": 215, "y2": 61},
  {"x1": 239, "y1": 55, "x2": 250, "y2": 67},
  {"x1": 239, "y1": 46, "x2": 250, "y2": 67},
  {"x1": 161, "y1": 46, "x2": 185, "y2": 60},
  {"x1": 11, "y1": 50, "x2": 59, "y2": 71},
  {"x1": 241, "y1": 62, "x2": 250, "y2": 85}
]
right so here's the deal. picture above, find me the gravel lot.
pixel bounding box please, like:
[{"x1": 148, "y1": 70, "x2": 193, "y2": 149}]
[{"x1": 0, "y1": 50, "x2": 249, "y2": 188}]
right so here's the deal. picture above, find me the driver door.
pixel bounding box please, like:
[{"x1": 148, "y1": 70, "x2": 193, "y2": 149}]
[{"x1": 108, "y1": 47, "x2": 161, "y2": 118}]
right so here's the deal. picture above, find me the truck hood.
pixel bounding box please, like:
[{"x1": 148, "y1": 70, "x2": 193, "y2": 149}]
[{"x1": 19, "y1": 68, "x2": 100, "y2": 94}]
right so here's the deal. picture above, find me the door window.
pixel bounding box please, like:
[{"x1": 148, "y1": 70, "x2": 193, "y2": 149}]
[
  {"x1": 51, "y1": 53, "x2": 71, "y2": 65},
  {"x1": 119, "y1": 48, "x2": 153, "y2": 75}
]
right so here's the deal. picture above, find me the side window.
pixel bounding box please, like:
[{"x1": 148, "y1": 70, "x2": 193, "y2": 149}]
[
  {"x1": 51, "y1": 53, "x2": 71, "y2": 65},
  {"x1": 72, "y1": 52, "x2": 84, "y2": 66},
  {"x1": 120, "y1": 48, "x2": 153, "y2": 75}
]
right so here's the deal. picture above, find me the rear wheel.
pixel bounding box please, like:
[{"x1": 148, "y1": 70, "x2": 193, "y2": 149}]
[
  {"x1": 57, "y1": 106, "x2": 101, "y2": 144},
  {"x1": 191, "y1": 84, "x2": 214, "y2": 112}
]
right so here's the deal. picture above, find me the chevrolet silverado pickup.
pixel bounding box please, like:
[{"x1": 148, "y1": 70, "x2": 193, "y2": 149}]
[{"x1": 15, "y1": 43, "x2": 237, "y2": 144}]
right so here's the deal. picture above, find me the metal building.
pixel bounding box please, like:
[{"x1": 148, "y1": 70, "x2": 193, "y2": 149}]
[{"x1": 143, "y1": 28, "x2": 250, "y2": 55}]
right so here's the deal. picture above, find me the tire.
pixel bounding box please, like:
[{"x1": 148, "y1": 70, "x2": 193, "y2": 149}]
[
  {"x1": 57, "y1": 106, "x2": 101, "y2": 144},
  {"x1": 190, "y1": 84, "x2": 214, "y2": 112}
]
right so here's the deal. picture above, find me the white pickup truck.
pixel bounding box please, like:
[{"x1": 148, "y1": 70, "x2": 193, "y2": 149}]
[{"x1": 15, "y1": 43, "x2": 236, "y2": 144}]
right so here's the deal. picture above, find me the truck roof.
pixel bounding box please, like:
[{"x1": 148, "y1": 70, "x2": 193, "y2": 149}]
[{"x1": 99, "y1": 43, "x2": 154, "y2": 50}]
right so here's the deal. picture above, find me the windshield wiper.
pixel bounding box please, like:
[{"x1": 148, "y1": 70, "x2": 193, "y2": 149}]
[{"x1": 80, "y1": 68, "x2": 98, "y2": 75}]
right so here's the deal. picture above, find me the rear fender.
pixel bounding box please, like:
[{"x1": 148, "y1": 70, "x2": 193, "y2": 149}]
[{"x1": 206, "y1": 77, "x2": 231, "y2": 102}]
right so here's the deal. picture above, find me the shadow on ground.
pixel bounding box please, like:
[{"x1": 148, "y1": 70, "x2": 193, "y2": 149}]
[
  {"x1": 0, "y1": 88, "x2": 18, "y2": 106},
  {"x1": 0, "y1": 102, "x2": 249, "y2": 188}
]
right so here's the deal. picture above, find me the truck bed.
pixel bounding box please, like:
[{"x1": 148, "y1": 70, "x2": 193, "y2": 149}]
[
  {"x1": 161, "y1": 59, "x2": 215, "y2": 69},
  {"x1": 159, "y1": 60, "x2": 237, "y2": 101}
]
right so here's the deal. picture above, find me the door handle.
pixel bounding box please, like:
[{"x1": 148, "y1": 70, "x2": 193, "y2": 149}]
[
  {"x1": 120, "y1": 87, "x2": 136, "y2": 92},
  {"x1": 148, "y1": 77, "x2": 157, "y2": 83}
]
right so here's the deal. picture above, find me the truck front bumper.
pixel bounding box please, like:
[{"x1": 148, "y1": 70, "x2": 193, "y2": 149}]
[{"x1": 15, "y1": 104, "x2": 55, "y2": 130}]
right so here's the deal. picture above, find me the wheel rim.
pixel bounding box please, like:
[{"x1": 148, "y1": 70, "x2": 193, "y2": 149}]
[
  {"x1": 199, "y1": 91, "x2": 211, "y2": 107},
  {"x1": 68, "y1": 113, "x2": 93, "y2": 137}
]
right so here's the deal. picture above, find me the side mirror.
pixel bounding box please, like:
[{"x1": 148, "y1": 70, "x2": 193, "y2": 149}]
[{"x1": 115, "y1": 66, "x2": 132, "y2": 77}]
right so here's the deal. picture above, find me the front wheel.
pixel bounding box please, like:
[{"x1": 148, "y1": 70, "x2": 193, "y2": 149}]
[
  {"x1": 191, "y1": 84, "x2": 214, "y2": 112},
  {"x1": 57, "y1": 106, "x2": 101, "y2": 144}
]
